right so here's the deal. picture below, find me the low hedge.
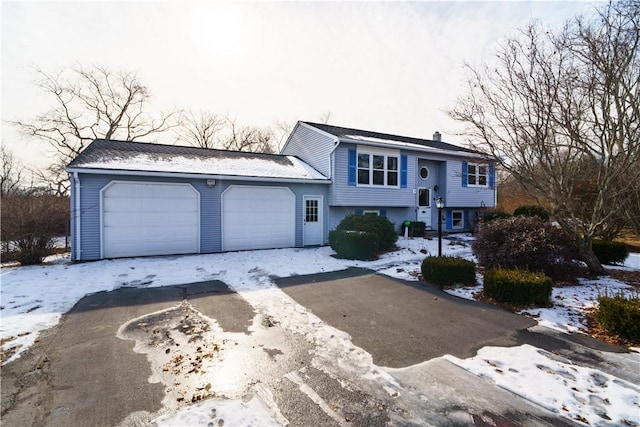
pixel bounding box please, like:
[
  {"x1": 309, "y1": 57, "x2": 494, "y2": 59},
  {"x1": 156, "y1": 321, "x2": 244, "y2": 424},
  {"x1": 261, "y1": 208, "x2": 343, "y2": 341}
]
[
  {"x1": 596, "y1": 295, "x2": 640, "y2": 342},
  {"x1": 483, "y1": 268, "x2": 553, "y2": 306},
  {"x1": 336, "y1": 214, "x2": 397, "y2": 252},
  {"x1": 592, "y1": 239, "x2": 629, "y2": 265},
  {"x1": 421, "y1": 256, "x2": 476, "y2": 289},
  {"x1": 329, "y1": 230, "x2": 378, "y2": 260}
]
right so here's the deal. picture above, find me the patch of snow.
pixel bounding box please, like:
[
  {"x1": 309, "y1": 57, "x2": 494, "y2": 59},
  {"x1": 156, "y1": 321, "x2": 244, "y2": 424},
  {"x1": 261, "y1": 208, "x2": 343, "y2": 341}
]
[
  {"x1": 445, "y1": 344, "x2": 640, "y2": 426},
  {"x1": 75, "y1": 154, "x2": 328, "y2": 181}
]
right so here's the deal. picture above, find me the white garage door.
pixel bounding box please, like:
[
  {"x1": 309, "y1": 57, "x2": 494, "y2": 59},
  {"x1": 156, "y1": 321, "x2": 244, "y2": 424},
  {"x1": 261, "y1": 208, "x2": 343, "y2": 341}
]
[
  {"x1": 102, "y1": 182, "x2": 200, "y2": 258},
  {"x1": 222, "y1": 186, "x2": 295, "y2": 251}
]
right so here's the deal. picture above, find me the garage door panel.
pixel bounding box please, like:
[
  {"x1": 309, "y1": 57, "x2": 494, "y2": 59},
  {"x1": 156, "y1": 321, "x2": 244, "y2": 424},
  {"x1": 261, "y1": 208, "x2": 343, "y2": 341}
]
[
  {"x1": 102, "y1": 182, "x2": 200, "y2": 258},
  {"x1": 222, "y1": 186, "x2": 295, "y2": 251}
]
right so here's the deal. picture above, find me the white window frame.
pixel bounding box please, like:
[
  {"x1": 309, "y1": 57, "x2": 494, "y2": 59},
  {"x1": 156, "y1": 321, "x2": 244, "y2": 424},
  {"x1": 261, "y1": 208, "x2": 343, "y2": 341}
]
[
  {"x1": 356, "y1": 149, "x2": 400, "y2": 188},
  {"x1": 452, "y1": 210, "x2": 464, "y2": 229},
  {"x1": 467, "y1": 163, "x2": 489, "y2": 187},
  {"x1": 362, "y1": 210, "x2": 380, "y2": 216}
]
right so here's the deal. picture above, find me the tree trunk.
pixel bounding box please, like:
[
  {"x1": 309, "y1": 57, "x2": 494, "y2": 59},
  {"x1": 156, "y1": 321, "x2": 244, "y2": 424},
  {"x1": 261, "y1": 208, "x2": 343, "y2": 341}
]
[{"x1": 577, "y1": 238, "x2": 605, "y2": 276}]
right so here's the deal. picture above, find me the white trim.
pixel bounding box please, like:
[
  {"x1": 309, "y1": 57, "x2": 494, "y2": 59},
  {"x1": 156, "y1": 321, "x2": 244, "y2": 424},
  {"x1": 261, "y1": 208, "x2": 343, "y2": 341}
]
[
  {"x1": 66, "y1": 167, "x2": 331, "y2": 184},
  {"x1": 419, "y1": 166, "x2": 430, "y2": 180},
  {"x1": 340, "y1": 136, "x2": 488, "y2": 160},
  {"x1": 362, "y1": 210, "x2": 380, "y2": 216},
  {"x1": 73, "y1": 172, "x2": 81, "y2": 261},
  {"x1": 302, "y1": 195, "x2": 324, "y2": 246},
  {"x1": 356, "y1": 149, "x2": 401, "y2": 188},
  {"x1": 466, "y1": 162, "x2": 490, "y2": 188},
  {"x1": 99, "y1": 180, "x2": 201, "y2": 259}
]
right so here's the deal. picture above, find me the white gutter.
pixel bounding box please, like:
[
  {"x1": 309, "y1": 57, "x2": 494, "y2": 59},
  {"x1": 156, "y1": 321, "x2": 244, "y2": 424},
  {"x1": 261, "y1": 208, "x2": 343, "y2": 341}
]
[
  {"x1": 65, "y1": 167, "x2": 332, "y2": 185},
  {"x1": 73, "y1": 171, "x2": 81, "y2": 261}
]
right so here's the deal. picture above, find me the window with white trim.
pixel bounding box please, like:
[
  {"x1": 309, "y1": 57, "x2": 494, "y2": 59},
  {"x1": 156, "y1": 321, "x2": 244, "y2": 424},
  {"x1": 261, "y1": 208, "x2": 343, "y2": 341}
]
[
  {"x1": 452, "y1": 210, "x2": 464, "y2": 229},
  {"x1": 467, "y1": 163, "x2": 489, "y2": 187},
  {"x1": 362, "y1": 210, "x2": 380, "y2": 216},
  {"x1": 357, "y1": 152, "x2": 399, "y2": 187}
]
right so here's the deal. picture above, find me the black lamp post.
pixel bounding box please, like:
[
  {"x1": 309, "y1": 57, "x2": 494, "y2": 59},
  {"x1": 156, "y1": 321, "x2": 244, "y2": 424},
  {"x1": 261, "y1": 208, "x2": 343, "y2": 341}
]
[{"x1": 436, "y1": 197, "x2": 444, "y2": 257}]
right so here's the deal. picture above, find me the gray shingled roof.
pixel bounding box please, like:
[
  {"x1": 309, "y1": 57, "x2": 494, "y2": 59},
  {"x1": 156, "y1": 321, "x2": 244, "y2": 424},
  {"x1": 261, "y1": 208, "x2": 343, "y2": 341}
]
[
  {"x1": 66, "y1": 139, "x2": 328, "y2": 181},
  {"x1": 68, "y1": 139, "x2": 293, "y2": 167},
  {"x1": 302, "y1": 122, "x2": 478, "y2": 154}
]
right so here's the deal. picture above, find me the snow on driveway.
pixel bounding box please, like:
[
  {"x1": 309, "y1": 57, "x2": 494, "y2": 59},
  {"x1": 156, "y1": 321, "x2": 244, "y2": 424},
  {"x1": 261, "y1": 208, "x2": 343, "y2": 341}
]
[{"x1": 1, "y1": 235, "x2": 639, "y2": 426}]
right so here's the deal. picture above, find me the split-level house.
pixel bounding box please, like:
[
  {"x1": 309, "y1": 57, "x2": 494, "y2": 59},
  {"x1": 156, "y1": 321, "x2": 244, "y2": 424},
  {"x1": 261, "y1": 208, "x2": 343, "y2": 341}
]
[{"x1": 66, "y1": 121, "x2": 496, "y2": 261}]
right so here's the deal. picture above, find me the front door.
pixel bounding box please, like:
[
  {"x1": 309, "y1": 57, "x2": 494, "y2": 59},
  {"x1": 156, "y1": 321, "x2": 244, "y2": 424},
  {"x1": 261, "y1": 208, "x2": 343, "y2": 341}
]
[
  {"x1": 303, "y1": 196, "x2": 323, "y2": 246},
  {"x1": 417, "y1": 188, "x2": 431, "y2": 228}
]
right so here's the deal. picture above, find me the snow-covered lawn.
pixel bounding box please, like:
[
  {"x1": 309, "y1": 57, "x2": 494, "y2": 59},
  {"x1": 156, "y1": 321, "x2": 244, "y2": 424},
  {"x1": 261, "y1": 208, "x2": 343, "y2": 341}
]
[{"x1": 1, "y1": 235, "x2": 639, "y2": 426}]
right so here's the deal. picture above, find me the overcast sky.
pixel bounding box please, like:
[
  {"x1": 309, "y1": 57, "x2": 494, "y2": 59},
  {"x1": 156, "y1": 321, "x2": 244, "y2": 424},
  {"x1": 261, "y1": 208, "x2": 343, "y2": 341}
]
[{"x1": 2, "y1": 1, "x2": 598, "y2": 169}]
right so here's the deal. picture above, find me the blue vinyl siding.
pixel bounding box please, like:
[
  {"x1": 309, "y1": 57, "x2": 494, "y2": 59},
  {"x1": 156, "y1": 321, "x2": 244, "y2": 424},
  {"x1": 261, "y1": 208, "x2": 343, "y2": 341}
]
[
  {"x1": 281, "y1": 123, "x2": 336, "y2": 178},
  {"x1": 330, "y1": 144, "x2": 416, "y2": 207},
  {"x1": 74, "y1": 173, "x2": 329, "y2": 260},
  {"x1": 328, "y1": 206, "x2": 414, "y2": 233},
  {"x1": 444, "y1": 159, "x2": 495, "y2": 208}
]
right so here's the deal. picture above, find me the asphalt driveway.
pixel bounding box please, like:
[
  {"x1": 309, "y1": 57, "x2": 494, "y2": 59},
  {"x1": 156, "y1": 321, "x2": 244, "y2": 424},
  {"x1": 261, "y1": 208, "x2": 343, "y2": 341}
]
[
  {"x1": 276, "y1": 268, "x2": 538, "y2": 368},
  {"x1": 3, "y1": 268, "x2": 630, "y2": 427}
]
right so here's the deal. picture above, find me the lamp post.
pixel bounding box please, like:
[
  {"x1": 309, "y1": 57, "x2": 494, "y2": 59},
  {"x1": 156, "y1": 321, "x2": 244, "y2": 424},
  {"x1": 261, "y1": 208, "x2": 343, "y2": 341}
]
[{"x1": 436, "y1": 197, "x2": 444, "y2": 257}]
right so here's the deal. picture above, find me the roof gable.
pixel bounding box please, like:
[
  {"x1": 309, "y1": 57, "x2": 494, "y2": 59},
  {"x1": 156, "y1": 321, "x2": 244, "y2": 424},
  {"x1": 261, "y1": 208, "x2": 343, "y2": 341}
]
[{"x1": 66, "y1": 139, "x2": 328, "y2": 182}]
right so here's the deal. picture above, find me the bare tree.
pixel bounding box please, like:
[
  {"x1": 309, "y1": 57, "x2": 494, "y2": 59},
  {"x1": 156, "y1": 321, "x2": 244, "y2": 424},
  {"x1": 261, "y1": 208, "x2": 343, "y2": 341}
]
[
  {"x1": 175, "y1": 111, "x2": 226, "y2": 149},
  {"x1": 449, "y1": 1, "x2": 639, "y2": 274},
  {"x1": 176, "y1": 114, "x2": 277, "y2": 154},
  {"x1": 12, "y1": 64, "x2": 180, "y2": 192},
  {"x1": 223, "y1": 117, "x2": 276, "y2": 153},
  {"x1": 1, "y1": 145, "x2": 23, "y2": 197}
]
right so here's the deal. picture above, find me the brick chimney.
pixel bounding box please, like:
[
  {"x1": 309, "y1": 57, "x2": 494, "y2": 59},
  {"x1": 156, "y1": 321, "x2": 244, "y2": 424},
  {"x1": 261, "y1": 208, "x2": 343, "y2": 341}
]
[{"x1": 433, "y1": 131, "x2": 441, "y2": 141}]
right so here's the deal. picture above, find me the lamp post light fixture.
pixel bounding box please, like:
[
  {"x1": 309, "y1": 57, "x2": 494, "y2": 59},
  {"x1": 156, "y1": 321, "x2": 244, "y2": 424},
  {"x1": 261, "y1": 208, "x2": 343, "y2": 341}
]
[{"x1": 436, "y1": 197, "x2": 444, "y2": 257}]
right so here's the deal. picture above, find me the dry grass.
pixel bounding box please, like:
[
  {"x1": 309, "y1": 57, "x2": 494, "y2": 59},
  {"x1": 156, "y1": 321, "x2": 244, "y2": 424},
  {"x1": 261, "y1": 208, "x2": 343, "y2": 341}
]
[{"x1": 615, "y1": 229, "x2": 640, "y2": 252}]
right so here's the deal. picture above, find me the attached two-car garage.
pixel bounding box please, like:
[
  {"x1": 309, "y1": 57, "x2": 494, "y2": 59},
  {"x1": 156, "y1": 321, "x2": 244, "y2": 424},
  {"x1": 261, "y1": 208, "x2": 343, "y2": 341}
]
[{"x1": 101, "y1": 182, "x2": 296, "y2": 258}]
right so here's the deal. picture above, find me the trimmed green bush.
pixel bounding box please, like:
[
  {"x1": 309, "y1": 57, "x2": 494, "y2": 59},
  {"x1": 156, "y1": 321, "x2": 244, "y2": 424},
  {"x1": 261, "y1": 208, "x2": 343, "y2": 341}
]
[
  {"x1": 513, "y1": 205, "x2": 550, "y2": 221},
  {"x1": 402, "y1": 221, "x2": 426, "y2": 238},
  {"x1": 481, "y1": 210, "x2": 512, "y2": 223},
  {"x1": 483, "y1": 268, "x2": 553, "y2": 306},
  {"x1": 596, "y1": 295, "x2": 640, "y2": 342},
  {"x1": 329, "y1": 230, "x2": 378, "y2": 260},
  {"x1": 421, "y1": 256, "x2": 476, "y2": 289},
  {"x1": 336, "y1": 214, "x2": 397, "y2": 252},
  {"x1": 592, "y1": 239, "x2": 629, "y2": 265}
]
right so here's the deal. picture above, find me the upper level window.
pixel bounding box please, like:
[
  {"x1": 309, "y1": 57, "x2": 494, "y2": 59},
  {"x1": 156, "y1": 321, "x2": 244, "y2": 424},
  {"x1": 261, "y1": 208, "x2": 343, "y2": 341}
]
[
  {"x1": 357, "y1": 152, "x2": 399, "y2": 187},
  {"x1": 467, "y1": 163, "x2": 488, "y2": 187}
]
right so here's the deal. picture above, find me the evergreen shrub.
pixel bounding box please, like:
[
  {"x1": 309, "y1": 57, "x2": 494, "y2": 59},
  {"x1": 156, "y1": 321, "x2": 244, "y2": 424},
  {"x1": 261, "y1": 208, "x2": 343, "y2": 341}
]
[
  {"x1": 483, "y1": 268, "x2": 553, "y2": 306},
  {"x1": 329, "y1": 230, "x2": 378, "y2": 260},
  {"x1": 592, "y1": 239, "x2": 629, "y2": 265},
  {"x1": 596, "y1": 295, "x2": 640, "y2": 342},
  {"x1": 336, "y1": 214, "x2": 397, "y2": 252},
  {"x1": 421, "y1": 256, "x2": 476, "y2": 289}
]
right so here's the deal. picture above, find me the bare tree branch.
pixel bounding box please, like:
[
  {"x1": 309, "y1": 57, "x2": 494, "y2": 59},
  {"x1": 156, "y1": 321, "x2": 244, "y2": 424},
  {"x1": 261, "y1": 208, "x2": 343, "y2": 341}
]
[
  {"x1": 11, "y1": 64, "x2": 181, "y2": 193},
  {"x1": 449, "y1": 1, "x2": 640, "y2": 274}
]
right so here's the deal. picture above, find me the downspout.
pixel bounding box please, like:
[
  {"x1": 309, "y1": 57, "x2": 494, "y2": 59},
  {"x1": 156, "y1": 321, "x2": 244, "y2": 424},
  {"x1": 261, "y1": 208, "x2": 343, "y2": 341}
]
[{"x1": 73, "y1": 172, "x2": 81, "y2": 261}]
